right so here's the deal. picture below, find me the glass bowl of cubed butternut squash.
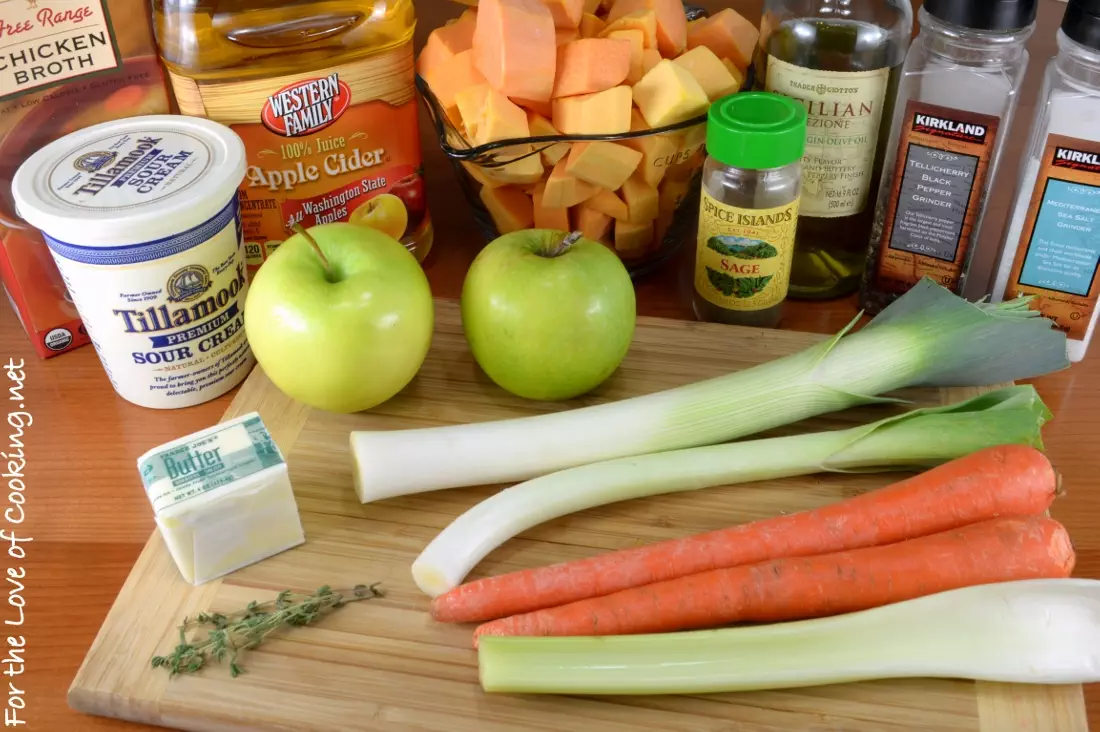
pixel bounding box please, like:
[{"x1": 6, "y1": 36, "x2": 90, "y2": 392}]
[{"x1": 416, "y1": 2, "x2": 757, "y2": 276}]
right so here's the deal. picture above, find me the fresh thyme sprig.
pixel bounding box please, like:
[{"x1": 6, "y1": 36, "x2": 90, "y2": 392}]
[{"x1": 151, "y1": 583, "x2": 384, "y2": 678}]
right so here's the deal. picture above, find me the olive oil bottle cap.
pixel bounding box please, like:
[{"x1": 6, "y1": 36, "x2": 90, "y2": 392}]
[
  {"x1": 706, "y1": 92, "x2": 807, "y2": 172},
  {"x1": 923, "y1": 0, "x2": 1037, "y2": 32},
  {"x1": 1062, "y1": 0, "x2": 1100, "y2": 50}
]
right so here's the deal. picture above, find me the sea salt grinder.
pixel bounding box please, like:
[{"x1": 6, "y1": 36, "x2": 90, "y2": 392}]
[
  {"x1": 991, "y1": 0, "x2": 1100, "y2": 363},
  {"x1": 860, "y1": 0, "x2": 1037, "y2": 314}
]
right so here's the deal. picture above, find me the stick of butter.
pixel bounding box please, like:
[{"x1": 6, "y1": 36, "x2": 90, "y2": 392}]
[{"x1": 137, "y1": 413, "x2": 305, "y2": 585}]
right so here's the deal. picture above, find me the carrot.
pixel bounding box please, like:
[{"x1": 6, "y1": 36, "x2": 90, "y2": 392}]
[
  {"x1": 432, "y1": 445, "x2": 1057, "y2": 623},
  {"x1": 473, "y1": 515, "x2": 1075, "y2": 645}
]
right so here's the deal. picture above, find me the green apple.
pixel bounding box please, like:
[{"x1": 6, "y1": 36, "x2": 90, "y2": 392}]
[
  {"x1": 461, "y1": 229, "x2": 636, "y2": 401},
  {"x1": 245, "y1": 223, "x2": 433, "y2": 413}
]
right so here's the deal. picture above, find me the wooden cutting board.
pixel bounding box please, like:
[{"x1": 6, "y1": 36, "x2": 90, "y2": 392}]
[{"x1": 69, "y1": 300, "x2": 1087, "y2": 732}]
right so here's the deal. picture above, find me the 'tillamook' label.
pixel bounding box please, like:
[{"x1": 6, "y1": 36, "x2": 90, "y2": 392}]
[
  {"x1": 871, "y1": 101, "x2": 1000, "y2": 294},
  {"x1": 1005, "y1": 134, "x2": 1100, "y2": 339},
  {"x1": 765, "y1": 57, "x2": 889, "y2": 219},
  {"x1": 46, "y1": 129, "x2": 211, "y2": 210},
  {"x1": 694, "y1": 191, "x2": 800, "y2": 311}
]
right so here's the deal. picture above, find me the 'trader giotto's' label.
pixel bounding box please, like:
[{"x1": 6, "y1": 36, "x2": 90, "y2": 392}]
[
  {"x1": 765, "y1": 57, "x2": 889, "y2": 219},
  {"x1": 694, "y1": 191, "x2": 800, "y2": 311}
]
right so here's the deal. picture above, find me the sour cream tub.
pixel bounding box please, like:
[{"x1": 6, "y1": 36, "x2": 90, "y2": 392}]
[{"x1": 11, "y1": 116, "x2": 254, "y2": 409}]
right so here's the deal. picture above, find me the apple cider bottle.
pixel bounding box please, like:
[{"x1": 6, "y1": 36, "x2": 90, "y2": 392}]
[{"x1": 153, "y1": 0, "x2": 433, "y2": 270}]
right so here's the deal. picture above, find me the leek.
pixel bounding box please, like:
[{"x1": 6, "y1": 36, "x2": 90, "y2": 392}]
[
  {"x1": 478, "y1": 579, "x2": 1100, "y2": 694},
  {"x1": 411, "y1": 386, "x2": 1049, "y2": 596},
  {"x1": 352, "y1": 280, "x2": 1067, "y2": 503}
]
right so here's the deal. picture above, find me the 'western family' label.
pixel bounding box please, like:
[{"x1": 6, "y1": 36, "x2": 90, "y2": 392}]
[
  {"x1": 260, "y1": 74, "x2": 352, "y2": 137},
  {"x1": 870, "y1": 101, "x2": 1000, "y2": 294},
  {"x1": 694, "y1": 191, "x2": 799, "y2": 311},
  {"x1": 1005, "y1": 134, "x2": 1100, "y2": 339},
  {"x1": 169, "y1": 45, "x2": 431, "y2": 270}
]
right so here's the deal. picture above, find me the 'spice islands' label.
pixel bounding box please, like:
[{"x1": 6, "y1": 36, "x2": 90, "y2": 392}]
[{"x1": 694, "y1": 191, "x2": 800, "y2": 312}]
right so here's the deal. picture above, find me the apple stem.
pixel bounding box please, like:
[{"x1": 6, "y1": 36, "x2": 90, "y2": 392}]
[
  {"x1": 548, "y1": 230, "x2": 583, "y2": 258},
  {"x1": 292, "y1": 223, "x2": 333, "y2": 278}
]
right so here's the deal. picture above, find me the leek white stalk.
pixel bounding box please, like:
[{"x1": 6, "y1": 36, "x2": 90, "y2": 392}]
[
  {"x1": 352, "y1": 281, "x2": 1067, "y2": 503},
  {"x1": 411, "y1": 386, "x2": 1048, "y2": 596},
  {"x1": 478, "y1": 579, "x2": 1100, "y2": 694}
]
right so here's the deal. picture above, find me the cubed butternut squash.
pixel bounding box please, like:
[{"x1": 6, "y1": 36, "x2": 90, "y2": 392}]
[
  {"x1": 605, "y1": 0, "x2": 686, "y2": 57},
  {"x1": 586, "y1": 187, "x2": 630, "y2": 220},
  {"x1": 473, "y1": 87, "x2": 531, "y2": 145},
  {"x1": 564, "y1": 141, "x2": 643, "y2": 190},
  {"x1": 686, "y1": 8, "x2": 758, "y2": 71},
  {"x1": 615, "y1": 219, "x2": 652, "y2": 255},
  {"x1": 532, "y1": 183, "x2": 573, "y2": 229},
  {"x1": 579, "y1": 12, "x2": 606, "y2": 37},
  {"x1": 631, "y1": 59, "x2": 709, "y2": 127},
  {"x1": 621, "y1": 127, "x2": 677, "y2": 187},
  {"x1": 600, "y1": 9, "x2": 657, "y2": 50},
  {"x1": 673, "y1": 45, "x2": 739, "y2": 100},
  {"x1": 423, "y1": 49, "x2": 487, "y2": 115},
  {"x1": 527, "y1": 112, "x2": 571, "y2": 165},
  {"x1": 721, "y1": 57, "x2": 746, "y2": 89},
  {"x1": 418, "y1": 11, "x2": 477, "y2": 76},
  {"x1": 544, "y1": 0, "x2": 585, "y2": 29},
  {"x1": 620, "y1": 174, "x2": 659, "y2": 223},
  {"x1": 574, "y1": 204, "x2": 613, "y2": 241},
  {"x1": 481, "y1": 185, "x2": 535, "y2": 232},
  {"x1": 511, "y1": 96, "x2": 554, "y2": 118},
  {"x1": 553, "y1": 38, "x2": 632, "y2": 98},
  {"x1": 606, "y1": 29, "x2": 644, "y2": 84},
  {"x1": 556, "y1": 27, "x2": 580, "y2": 44},
  {"x1": 552, "y1": 85, "x2": 633, "y2": 134},
  {"x1": 543, "y1": 158, "x2": 598, "y2": 207},
  {"x1": 454, "y1": 84, "x2": 493, "y2": 139},
  {"x1": 462, "y1": 160, "x2": 509, "y2": 189},
  {"x1": 474, "y1": 0, "x2": 557, "y2": 101}
]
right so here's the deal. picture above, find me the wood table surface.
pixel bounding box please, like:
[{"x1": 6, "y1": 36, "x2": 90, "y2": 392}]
[{"x1": 2, "y1": 0, "x2": 1097, "y2": 729}]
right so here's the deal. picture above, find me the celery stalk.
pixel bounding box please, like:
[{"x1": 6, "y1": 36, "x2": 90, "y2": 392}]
[
  {"x1": 352, "y1": 280, "x2": 1067, "y2": 504},
  {"x1": 478, "y1": 580, "x2": 1100, "y2": 694},
  {"x1": 411, "y1": 386, "x2": 1049, "y2": 596}
]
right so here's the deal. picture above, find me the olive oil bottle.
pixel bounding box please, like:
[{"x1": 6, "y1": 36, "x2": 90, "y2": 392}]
[{"x1": 755, "y1": 0, "x2": 912, "y2": 299}]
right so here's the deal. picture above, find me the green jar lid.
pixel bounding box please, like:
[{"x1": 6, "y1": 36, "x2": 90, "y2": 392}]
[{"x1": 706, "y1": 92, "x2": 807, "y2": 170}]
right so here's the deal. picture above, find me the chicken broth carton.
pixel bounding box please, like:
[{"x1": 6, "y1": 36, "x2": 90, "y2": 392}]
[{"x1": 0, "y1": 0, "x2": 171, "y2": 358}]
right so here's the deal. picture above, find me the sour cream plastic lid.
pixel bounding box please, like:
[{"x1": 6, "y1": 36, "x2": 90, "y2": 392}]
[{"x1": 11, "y1": 115, "x2": 246, "y2": 248}]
